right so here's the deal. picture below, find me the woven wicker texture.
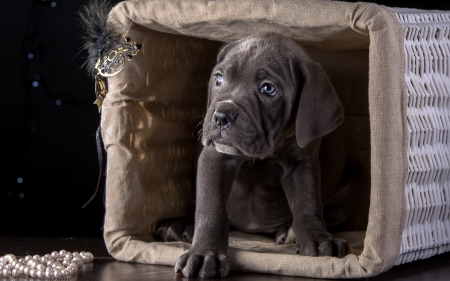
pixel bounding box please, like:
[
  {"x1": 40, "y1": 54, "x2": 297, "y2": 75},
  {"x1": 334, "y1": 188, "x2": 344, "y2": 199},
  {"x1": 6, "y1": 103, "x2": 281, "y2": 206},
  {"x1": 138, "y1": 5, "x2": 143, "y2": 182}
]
[{"x1": 392, "y1": 8, "x2": 450, "y2": 265}]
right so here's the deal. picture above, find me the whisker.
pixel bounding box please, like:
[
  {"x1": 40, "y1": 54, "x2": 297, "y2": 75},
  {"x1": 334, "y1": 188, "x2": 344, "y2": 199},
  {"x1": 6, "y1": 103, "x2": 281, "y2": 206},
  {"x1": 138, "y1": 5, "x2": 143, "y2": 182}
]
[
  {"x1": 192, "y1": 118, "x2": 205, "y2": 137},
  {"x1": 197, "y1": 129, "x2": 203, "y2": 141}
]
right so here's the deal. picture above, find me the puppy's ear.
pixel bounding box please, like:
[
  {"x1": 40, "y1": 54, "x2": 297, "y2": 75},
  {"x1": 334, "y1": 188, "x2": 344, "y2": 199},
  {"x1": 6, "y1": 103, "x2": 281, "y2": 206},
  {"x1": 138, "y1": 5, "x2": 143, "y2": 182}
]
[{"x1": 295, "y1": 60, "x2": 344, "y2": 148}]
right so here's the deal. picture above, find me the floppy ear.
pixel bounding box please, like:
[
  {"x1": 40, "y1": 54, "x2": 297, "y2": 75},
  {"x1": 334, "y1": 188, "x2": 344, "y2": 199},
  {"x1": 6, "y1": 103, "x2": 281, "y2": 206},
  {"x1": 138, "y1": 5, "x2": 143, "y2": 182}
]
[{"x1": 295, "y1": 60, "x2": 344, "y2": 148}]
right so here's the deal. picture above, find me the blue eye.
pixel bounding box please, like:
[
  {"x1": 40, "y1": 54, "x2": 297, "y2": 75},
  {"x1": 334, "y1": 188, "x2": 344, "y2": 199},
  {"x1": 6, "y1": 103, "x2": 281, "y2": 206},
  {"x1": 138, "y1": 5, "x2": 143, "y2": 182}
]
[
  {"x1": 216, "y1": 74, "x2": 224, "y2": 86},
  {"x1": 260, "y1": 83, "x2": 276, "y2": 96}
]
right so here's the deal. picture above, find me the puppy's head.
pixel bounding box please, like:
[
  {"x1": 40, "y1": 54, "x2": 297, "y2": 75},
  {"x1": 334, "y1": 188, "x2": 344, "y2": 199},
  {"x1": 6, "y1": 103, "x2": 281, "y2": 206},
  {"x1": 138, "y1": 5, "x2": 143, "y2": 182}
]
[{"x1": 202, "y1": 33, "x2": 343, "y2": 158}]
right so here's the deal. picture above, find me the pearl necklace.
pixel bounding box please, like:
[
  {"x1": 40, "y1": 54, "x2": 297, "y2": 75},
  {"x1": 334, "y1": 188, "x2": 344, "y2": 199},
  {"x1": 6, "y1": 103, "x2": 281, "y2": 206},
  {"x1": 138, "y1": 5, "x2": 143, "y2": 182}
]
[{"x1": 0, "y1": 250, "x2": 94, "y2": 278}]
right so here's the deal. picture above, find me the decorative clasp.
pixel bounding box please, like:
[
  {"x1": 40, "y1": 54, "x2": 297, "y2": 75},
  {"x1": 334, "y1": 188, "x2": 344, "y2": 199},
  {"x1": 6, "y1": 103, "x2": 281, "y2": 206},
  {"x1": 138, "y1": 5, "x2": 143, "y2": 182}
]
[{"x1": 94, "y1": 35, "x2": 142, "y2": 112}]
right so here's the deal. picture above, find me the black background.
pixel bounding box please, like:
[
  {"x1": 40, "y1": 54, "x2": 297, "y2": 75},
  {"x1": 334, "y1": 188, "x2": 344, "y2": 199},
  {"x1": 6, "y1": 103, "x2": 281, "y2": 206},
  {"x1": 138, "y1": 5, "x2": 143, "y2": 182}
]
[{"x1": 1, "y1": 0, "x2": 449, "y2": 238}]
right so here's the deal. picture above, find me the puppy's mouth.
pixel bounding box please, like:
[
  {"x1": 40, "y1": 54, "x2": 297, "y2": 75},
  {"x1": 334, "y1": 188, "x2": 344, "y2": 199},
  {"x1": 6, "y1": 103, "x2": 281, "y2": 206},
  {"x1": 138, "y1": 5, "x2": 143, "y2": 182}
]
[{"x1": 212, "y1": 139, "x2": 242, "y2": 156}]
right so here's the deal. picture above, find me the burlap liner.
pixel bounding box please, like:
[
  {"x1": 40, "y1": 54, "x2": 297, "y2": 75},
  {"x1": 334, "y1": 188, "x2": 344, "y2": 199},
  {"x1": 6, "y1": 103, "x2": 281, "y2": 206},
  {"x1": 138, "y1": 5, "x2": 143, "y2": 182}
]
[{"x1": 100, "y1": 0, "x2": 407, "y2": 278}]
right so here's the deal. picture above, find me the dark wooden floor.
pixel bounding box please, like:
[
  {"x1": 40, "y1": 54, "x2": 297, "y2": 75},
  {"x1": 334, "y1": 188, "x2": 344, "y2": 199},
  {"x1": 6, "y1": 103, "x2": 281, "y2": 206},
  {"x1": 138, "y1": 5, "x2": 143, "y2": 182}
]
[{"x1": 1, "y1": 237, "x2": 449, "y2": 280}]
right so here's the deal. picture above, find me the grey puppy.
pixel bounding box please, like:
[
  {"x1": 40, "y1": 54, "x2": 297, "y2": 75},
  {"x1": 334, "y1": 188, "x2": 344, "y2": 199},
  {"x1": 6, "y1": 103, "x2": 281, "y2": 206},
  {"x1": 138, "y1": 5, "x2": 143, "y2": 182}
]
[{"x1": 175, "y1": 33, "x2": 353, "y2": 279}]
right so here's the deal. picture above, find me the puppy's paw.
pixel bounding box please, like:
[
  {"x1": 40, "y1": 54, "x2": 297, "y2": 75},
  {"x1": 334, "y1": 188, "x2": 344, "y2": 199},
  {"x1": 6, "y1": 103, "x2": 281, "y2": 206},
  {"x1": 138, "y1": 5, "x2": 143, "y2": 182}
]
[
  {"x1": 156, "y1": 217, "x2": 194, "y2": 243},
  {"x1": 275, "y1": 223, "x2": 296, "y2": 244},
  {"x1": 175, "y1": 251, "x2": 229, "y2": 279},
  {"x1": 296, "y1": 237, "x2": 349, "y2": 258}
]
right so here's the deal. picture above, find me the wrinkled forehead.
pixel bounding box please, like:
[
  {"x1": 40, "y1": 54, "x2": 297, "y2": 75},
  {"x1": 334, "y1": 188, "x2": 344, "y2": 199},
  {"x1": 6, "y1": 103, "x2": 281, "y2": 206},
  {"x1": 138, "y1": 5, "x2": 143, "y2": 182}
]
[{"x1": 219, "y1": 37, "x2": 293, "y2": 78}]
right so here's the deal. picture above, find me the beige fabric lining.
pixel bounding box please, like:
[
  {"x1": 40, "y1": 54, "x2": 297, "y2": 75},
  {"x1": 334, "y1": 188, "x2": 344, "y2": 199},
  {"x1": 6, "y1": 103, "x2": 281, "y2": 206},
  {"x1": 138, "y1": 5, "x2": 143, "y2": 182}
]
[{"x1": 101, "y1": 0, "x2": 407, "y2": 278}]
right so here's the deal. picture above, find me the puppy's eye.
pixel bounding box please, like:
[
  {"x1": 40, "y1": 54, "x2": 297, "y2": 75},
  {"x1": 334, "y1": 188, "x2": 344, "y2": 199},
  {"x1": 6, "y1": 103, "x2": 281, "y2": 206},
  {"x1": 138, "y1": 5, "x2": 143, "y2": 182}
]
[
  {"x1": 215, "y1": 74, "x2": 224, "y2": 86},
  {"x1": 260, "y1": 83, "x2": 276, "y2": 96}
]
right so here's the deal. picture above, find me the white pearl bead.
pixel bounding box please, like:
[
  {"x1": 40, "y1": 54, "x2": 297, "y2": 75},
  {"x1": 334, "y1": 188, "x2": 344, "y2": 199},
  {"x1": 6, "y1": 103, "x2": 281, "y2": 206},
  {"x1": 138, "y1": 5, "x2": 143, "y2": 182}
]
[
  {"x1": 24, "y1": 266, "x2": 30, "y2": 275},
  {"x1": 46, "y1": 260, "x2": 53, "y2": 267},
  {"x1": 66, "y1": 267, "x2": 73, "y2": 275},
  {"x1": 70, "y1": 266, "x2": 78, "y2": 274},
  {"x1": 33, "y1": 255, "x2": 40, "y2": 260},
  {"x1": 52, "y1": 261, "x2": 61, "y2": 268},
  {"x1": 73, "y1": 257, "x2": 83, "y2": 266},
  {"x1": 45, "y1": 270, "x2": 53, "y2": 278},
  {"x1": 3, "y1": 268, "x2": 12, "y2": 277},
  {"x1": 40, "y1": 256, "x2": 48, "y2": 263},
  {"x1": 25, "y1": 255, "x2": 32, "y2": 261},
  {"x1": 51, "y1": 251, "x2": 59, "y2": 258},
  {"x1": 19, "y1": 265, "x2": 25, "y2": 273},
  {"x1": 85, "y1": 252, "x2": 94, "y2": 262},
  {"x1": 0, "y1": 256, "x2": 4, "y2": 262},
  {"x1": 54, "y1": 269, "x2": 61, "y2": 278},
  {"x1": 37, "y1": 269, "x2": 45, "y2": 278},
  {"x1": 12, "y1": 268, "x2": 20, "y2": 277},
  {"x1": 59, "y1": 250, "x2": 67, "y2": 257},
  {"x1": 80, "y1": 251, "x2": 86, "y2": 256},
  {"x1": 29, "y1": 268, "x2": 37, "y2": 277},
  {"x1": 65, "y1": 253, "x2": 72, "y2": 260},
  {"x1": 72, "y1": 251, "x2": 80, "y2": 257},
  {"x1": 5, "y1": 254, "x2": 17, "y2": 262},
  {"x1": 61, "y1": 269, "x2": 69, "y2": 277},
  {"x1": 37, "y1": 263, "x2": 46, "y2": 271}
]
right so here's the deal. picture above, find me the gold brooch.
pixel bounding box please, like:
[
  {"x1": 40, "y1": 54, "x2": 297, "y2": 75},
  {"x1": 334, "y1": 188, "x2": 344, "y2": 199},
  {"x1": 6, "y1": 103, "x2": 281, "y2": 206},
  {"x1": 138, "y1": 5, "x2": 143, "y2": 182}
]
[{"x1": 94, "y1": 35, "x2": 142, "y2": 112}]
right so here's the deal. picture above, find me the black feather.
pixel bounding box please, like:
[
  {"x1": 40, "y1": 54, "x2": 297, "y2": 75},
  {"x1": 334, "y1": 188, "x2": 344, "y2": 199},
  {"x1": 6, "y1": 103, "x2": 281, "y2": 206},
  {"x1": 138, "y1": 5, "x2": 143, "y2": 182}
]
[{"x1": 78, "y1": 0, "x2": 118, "y2": 77}]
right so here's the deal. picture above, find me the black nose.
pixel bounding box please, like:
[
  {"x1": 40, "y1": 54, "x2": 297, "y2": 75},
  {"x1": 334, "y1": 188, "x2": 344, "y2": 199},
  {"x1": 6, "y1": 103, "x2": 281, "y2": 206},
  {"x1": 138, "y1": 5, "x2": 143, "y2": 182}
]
[{"x1": 213, "y1": 110, "x2": 237, "y2": 129}]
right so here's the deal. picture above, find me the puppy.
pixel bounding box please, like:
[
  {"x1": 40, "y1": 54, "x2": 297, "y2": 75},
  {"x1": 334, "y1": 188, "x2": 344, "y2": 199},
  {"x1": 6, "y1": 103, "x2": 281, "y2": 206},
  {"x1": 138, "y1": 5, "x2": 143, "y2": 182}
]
[{"x1": 175, "y1": 33, "x2": 351, "y2": 279}]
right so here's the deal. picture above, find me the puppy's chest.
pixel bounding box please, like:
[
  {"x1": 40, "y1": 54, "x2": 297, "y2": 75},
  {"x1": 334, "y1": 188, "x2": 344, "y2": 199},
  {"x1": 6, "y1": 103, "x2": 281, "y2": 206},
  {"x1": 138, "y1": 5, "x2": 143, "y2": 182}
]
[
  {"x1": 226, "y1": 159, "x2": 293, "y2": 233},
  {"x1": 238, "y1": 159, "x2": 284, "y2": 186}
]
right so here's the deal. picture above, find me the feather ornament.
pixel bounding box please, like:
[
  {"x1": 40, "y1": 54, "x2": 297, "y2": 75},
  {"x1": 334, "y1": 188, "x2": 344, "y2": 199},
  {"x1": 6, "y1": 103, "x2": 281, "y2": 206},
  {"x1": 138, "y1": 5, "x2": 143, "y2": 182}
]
[{"x1": 78, "y1": 0, "x2": 118, "y2": 78}]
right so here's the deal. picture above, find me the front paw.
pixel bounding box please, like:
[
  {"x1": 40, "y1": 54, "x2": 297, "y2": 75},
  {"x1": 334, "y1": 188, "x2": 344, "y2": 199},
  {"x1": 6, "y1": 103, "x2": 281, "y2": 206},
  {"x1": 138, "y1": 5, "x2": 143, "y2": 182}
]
[
  {"x1": 155, "y1": 217, "x2": 194, "y2": 243},
  {"x1": 296, "y1": 235, "x2": 349, "y2": 258},
  {"x1": 175, "y1": 251, "x2": 229, "y2": 279},
  {"x1": 275, "y1": 222, "x2": 296, "y2": 244}
]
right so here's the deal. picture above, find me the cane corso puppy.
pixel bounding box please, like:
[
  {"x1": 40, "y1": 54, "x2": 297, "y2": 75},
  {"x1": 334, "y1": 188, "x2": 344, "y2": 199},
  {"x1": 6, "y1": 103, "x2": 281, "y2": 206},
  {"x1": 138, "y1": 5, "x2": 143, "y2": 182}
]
[{"x1": 175, "y1": 33, "x2": 353, "y2": 279}]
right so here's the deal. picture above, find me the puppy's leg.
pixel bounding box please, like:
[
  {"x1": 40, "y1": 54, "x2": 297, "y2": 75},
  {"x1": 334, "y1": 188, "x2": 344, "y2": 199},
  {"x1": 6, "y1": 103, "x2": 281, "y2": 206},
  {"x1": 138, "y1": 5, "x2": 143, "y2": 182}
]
[
  {"x1": 175, "y1": 145, "x2": 244, "y2": 279},
  {"x1": 281, "y1": 157, "x2": 350, "y2": 258}
]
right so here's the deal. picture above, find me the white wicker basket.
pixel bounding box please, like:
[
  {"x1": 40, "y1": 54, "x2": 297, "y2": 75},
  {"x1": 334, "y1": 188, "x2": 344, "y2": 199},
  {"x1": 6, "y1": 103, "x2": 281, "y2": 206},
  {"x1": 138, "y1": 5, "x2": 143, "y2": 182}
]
[{"x1": 392, "y1": 8, "x2": 450, "y2": 265}]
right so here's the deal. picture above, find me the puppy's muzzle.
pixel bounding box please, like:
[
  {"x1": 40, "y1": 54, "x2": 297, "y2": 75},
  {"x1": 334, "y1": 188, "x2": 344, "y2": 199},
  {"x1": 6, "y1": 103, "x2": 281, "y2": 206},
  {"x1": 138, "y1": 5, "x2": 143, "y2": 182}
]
[{"x1": 213, "y1": 108, "x2": 237, "y2": 130}]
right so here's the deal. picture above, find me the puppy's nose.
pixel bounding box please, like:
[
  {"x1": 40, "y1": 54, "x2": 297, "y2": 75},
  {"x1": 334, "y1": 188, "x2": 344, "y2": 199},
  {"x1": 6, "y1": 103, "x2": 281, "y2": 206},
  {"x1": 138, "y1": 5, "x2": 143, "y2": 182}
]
[{"x1": 213, "y1": 110, "x2": 237, "y2": 129}]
